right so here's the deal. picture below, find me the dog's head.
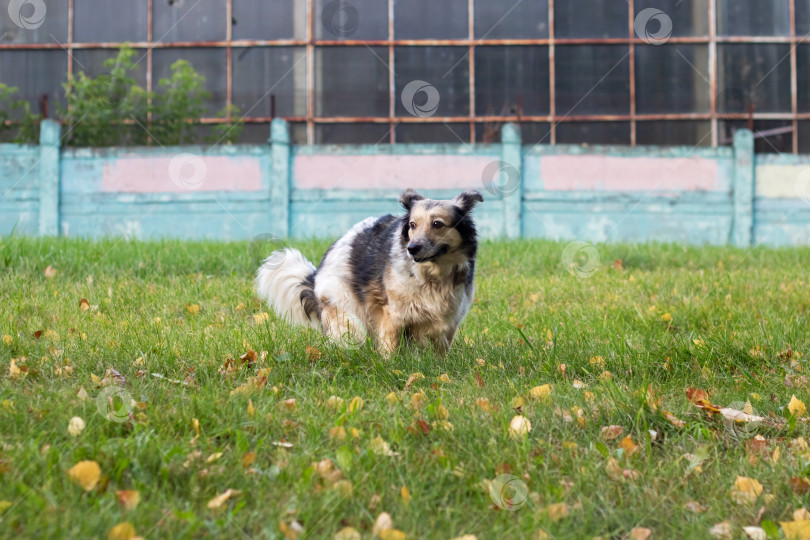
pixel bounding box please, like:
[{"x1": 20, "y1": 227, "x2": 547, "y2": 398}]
[{"x1": 399, "y1": 189, "x2": 483, "y2": 264}]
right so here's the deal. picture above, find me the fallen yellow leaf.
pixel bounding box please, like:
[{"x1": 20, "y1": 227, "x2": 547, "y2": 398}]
[
  {"x1": 67, "y1": 460, "x2": 101, "y2": 491},
  {"x1": 601, "y1": 425, "x2": 624, "y2": 441},
  {"x1": 508, "y1": 415, "x2": 531, "y2": 439},
  {"x1": 115, "y1": 490, "x2": 141, "y2": 510},
  {"x1": 789, "y1": 395, "x2": 807, "y2": 418},
  {"x1": 530, "y1": 384, "x2": 553, "y2": 399},
  {"x1": 207, "y1": 489, "x2": 241, "y2": 509},
  {"x1": 108, "y1": 522, "x2": 136, "y2": 540},
  {"x1": 731, "y1": 476, "x2": 763, "y2": 505},
  {"x1": 780, "y1": 520, "x2": 810, "y2": 540}
]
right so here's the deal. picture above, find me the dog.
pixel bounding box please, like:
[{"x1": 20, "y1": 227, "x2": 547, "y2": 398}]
[{"x1": 256, "y1": 189, "x2": 483, "y2": 355}]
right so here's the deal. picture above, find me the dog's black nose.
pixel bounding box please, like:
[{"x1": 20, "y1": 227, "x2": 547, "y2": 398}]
[{"x1": 407, "y1": 243, "x2": 422, "y2": 255}]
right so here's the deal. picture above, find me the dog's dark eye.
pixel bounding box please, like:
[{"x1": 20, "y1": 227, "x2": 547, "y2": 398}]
[
  {"x1": 432, "y1": 221, "x2": 444, "y2": 229},
  {"x1": 409, "y1": 221, "x2": 416, "y2": 230}
]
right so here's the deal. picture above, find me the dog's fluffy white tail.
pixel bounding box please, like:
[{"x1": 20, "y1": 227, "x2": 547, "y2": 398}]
[{"x1": 256, "y1": 249, "x2": 319, "y2": 327}]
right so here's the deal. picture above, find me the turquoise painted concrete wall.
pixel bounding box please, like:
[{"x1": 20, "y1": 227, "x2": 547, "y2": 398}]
[{"x1": 1, "y1": 119, "x2": 809, "y2": 246}]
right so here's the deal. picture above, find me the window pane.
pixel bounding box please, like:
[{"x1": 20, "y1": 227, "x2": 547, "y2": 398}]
[
  {"x1": 315, "y1": 47, "x2": 389, "y2": 117},
  {"x1": 636, "y1": 121, "x2": 712, "y2": 146},
  {"x1": 720, "y1": 120, "x2": 792, "y2": 153},
  {"x1": 634, "y1": 0, "x2": 709, "y2": 37},
  {"x1": 800, "y1": 122, "x2": 810, "y2": 154},
  {"x1": 799, "y1": 45, "x2": 810, "y2": 113},
  {"x1": 555, "y1": 0, "x2": 626, "y2": 38},
  {"x1": 718, "y1": 44, "x2": 791, "y2": 113},
  {"x1": 233, "y1": 47, "x2": 307, "y2": 118},
  {"x1": 315, "y1": 123, "x2": 392, "y2": 144},
  {"x1": 717, "y1": 0, "x2": 790, "y2": 36},
  {"x1": 475, "y1": 46, "x2": 549, "y2": 116},
  {"x1": 153, "y1": 0, "x2": 225, "y2": 43},
  {"x1": 0, "y1": 51, "x2": 67, "y2": 114},
  {"x1": 233, "y1": 0, "x2": 305, "y2": 40},
  {"x1": 315, "y1": 0, "x2": 388, "y2": 40},
  {"x1": 238, "y1": 122, "x2": 270, "y2": 143},
  {"x1": 396, "y1": 123, "x2": 469, "y2": 143},
  {"x1": 153, "y1": 48, "x2": 227, "y2": 115},
  {"x1": 799, "y1": 0, "x2": 810, "y2": 36},
  {"x1": 476, "y1": 122, "x2": 548, "y2": 144},
  {"x1": 557, "y1": 122, "x2": 630, "y2": 145},
  {"x1": 555, "y1": 45, "x2": 630, "y2": 115},
  {"x1": 74, "y1": 0, "x2": 146, "y2": 42},
  {"x1": 636, "y1": 44, "x2": 709, "y2": 113},
  {"x1": 0, "y1": 0, "x2": 68, "y2": 44},
  {"x1": 395, "y1": 47, "x2": 470, "y2": 117},
  {"x1": 474, "y1": 0, "x2": 549, "y2": 39},
  {"x1": 73, "y1": 49, "x2": 148, "y2": 88},
  {"x1": 394, "y1": 0, "x2": 468, "y2": 39}
]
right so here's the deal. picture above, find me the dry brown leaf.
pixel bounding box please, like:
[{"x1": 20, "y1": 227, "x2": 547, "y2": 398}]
[
  {"x1": 67, "y1": 460, "x2": 101, "y2": 491},
  {"x1": 79, "y1": 298, "x2": 90, "y2": 311},
  {"x1": 115, "y1": 490, "x2": 141, "y2": 510},
  {"x1": 44, "y1": 265, "x2": 57, "y2": 278},
  {"x1": 242, "y1": 452, "x2": 256, "y2": 468},
  {"x1": 731, "y1": 476, "x2": 763, "y2": 505},
  {"x1": 601, "y1": 425, "x2": 624, "y2": 440},
  {"x1": 373, "y1": 512, "x2": 393, "y2": 536},
  {"x1": 709, "y1": 521, "x2": 733, "y2": 540},
  {"x1": 742, "y1": 526, "x2": 767, "y2": 540},
  {"x1": 508, "y1": 415, "x2": 531, "y2": 439},
  {"x1": 543, "y1": 502, "x2": 569, "y2": 522},
  {"x1": 629, "y1": 527, "x2": 652, "y2": 540},
  {"x1": 685, "y1": 501, "x2": 707, "y2": 513},
  {"x1": 335, "y1": 528, "x2": 362, "y2": 540},
  {"x1": 619, "y1": 436, "x2": 639, "y2": 455}
]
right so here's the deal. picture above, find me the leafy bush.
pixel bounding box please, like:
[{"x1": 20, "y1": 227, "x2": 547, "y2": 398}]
[
  {"x1": 0, "y1": 84, "x2": 40, "y2": 144},
  {"x1": 58, "y1": 45, "x2": 242, "y2": 147}
]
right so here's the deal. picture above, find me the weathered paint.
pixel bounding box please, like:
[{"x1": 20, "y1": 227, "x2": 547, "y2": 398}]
[
  {"x1": 1, "y1": 120, "x2": 809, "y2": 246},
  {"x1": 293, "y1": 154, "x2": 495, "y2": 190},
  {"x1": 101, "y1": 154, "x2": 263, "y2": 193},
  {"x1": 755, "y1": 164, "x2": 810, "y2": 199},
  {"x1": 540, "y1": 155, "x2": 720, "y2": 192}
]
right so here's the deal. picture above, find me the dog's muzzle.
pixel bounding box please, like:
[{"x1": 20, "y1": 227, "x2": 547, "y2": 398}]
[{"x1": 408, "y1": 243, "x2": 449, "y2": 263}]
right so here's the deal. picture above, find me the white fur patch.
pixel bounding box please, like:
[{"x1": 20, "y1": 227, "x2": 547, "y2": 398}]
[{"x1": 256, "y1": 248, "x2": 317, "y2": 327}]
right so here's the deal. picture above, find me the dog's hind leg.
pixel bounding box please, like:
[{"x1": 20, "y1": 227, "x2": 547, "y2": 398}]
[
  {"x1": 375, "y1": 308, "x2": 401, "y2": 357},
  {"x1": 319, "y1": 299, "x2": 366, "y2": 348}
]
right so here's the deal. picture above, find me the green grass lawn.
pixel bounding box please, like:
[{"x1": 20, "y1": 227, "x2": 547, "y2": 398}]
[{"x1": 1, "y1": 236, "x2": 810, "y2": 540}]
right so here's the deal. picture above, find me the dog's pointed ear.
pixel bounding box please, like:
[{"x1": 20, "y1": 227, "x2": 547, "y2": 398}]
[
  {"x1": 399, "y1": 189, "x2": 425, "y2": 211},
  {"x1": 452, "y1": 190, "x2": 484, "y2": 213}
]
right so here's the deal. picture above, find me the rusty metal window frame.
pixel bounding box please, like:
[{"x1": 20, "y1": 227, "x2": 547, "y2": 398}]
[{"x1": 0, "y1": 0, "x2": 806, "y2": 151}]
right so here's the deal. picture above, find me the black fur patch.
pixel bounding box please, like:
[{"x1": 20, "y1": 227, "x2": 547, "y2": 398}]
[
  {"x1": 348, "y1": 214, "x2": 400, "y2": 304},
  {"x1": 299, "y1": 270, "x2": 320, "y2": 321}
]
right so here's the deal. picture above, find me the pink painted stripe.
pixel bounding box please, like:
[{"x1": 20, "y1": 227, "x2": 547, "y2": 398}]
[
  {"x1": 541, "y1": 155, "x2": 720, "y2": 192},
  {"x1": 294, "y1": 154, "x2": 493, "y2": 190},
  {"x1": 102, "y1": 154, "x2": 262, "y2": 193}
]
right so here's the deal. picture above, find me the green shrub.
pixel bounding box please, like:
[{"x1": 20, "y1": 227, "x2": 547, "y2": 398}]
[{"x1": 0, "y1": 83, "x2": 40, "y2": 144}]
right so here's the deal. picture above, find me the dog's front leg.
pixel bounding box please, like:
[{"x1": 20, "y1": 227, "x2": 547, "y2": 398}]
[{"x1": 376, "y1": 308, "x2": 400, "y2": 357}]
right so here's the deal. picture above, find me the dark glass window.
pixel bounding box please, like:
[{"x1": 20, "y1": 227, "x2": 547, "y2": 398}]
[
  {"x1": 634, "y1": 0, "x2": 709, "y2": 37},
  {"x1": 1, "y1": 0, "x2": 68, "y2": 44},
  {"x1": 475, "y1": 46, "x2": 549, "y2": 116},
  {"x1": 315, "y1": 47, "x2": 390, "y2": 117},
  {"x1": 315, "y1": 123, "x2": 392, "y2": 144},
  {"x1": 396, "y1": 123, "x2": 469, "y2": 143},
  {"x1": 636, "y1": 45, "x2": 710, "y2": 114},
  {"x1": 555, "y1": 45, "x2": 630, "y2": 115},
  {"x1": 394, "y1": 0, "x2": 468, "y2": 39},
  {"x1": 557, "y1": 122, "x2": 631, "y2": 145},
  {"x1": 233, "y1": 0, "x2": 305, "y2": 40},
  {"x1": 555, "y1": 0, "x2": 627, "y2": 38},
  {"x1": 0, "y1": 51, "x2": 67, "y2": 114},
  {"x1": 153, "y1": 0, "x2": 226, "y2": 43},
  {"x1": 74, "y1": 0, "x2": 147, "y2": 43},
  {"x1": 395, "y1": 47, "x2": 470, "y2": 117},
  {"x1": 718, "y1": 44, "x2": 792, "y2": 113},
  {"x1": 636, "y1": 121, "x2": 712, "y2": 146},
  {"x1": 315, "y1": 0, "x2": 388, "y2": 40},
  {"x1": 153, "y1": 48, "x2": 227, "y2": 114},
  {"x1": 717, "y1": 0, "x2": 790, "y2": 36},
  {"x1": 233, "y1": 47, "x2": 307, "y2": 117},
  {"x1": 798, "y1": 45, "x2": 810, "y2": 113},
  {"x1": 474, "y1": 0, "x2": 549, "y2": 39}
]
